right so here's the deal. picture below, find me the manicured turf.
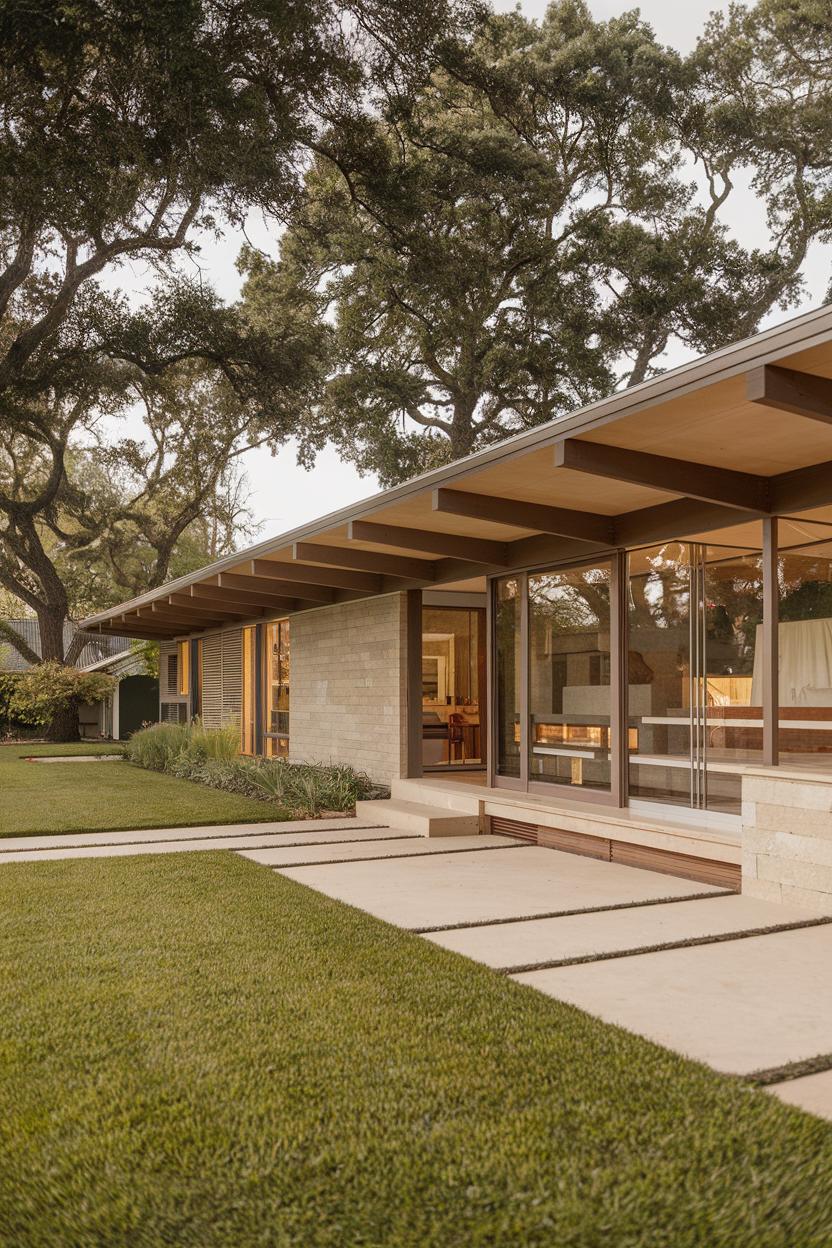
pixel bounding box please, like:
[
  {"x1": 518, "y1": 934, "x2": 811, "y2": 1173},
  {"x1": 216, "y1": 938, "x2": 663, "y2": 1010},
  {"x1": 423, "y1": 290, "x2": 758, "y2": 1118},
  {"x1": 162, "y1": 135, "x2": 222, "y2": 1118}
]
[
  {"x1": 0, "y1": 742, "x2": 279, "y2": 836},
  {"x1": 1, "y1": 852, "x2": 830, "y2": 1246}
]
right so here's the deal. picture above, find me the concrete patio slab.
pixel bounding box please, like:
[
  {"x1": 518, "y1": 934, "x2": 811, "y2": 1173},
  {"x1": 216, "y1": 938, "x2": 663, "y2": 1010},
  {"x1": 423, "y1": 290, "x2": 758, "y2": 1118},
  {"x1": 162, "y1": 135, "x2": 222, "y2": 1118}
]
[
  {"x1": 275, "y1": 846, "x2": 722, "y2": 929},
  {"x1": 0, "y1": 817, "x2": 370, "y2": 854},
  {"x1": 515, "y1": 924, "x2": 832, "y2": 1075},
  {"x1": 240, "y1": 834, "x2": 513, "y2": 868},
  {"x1": 769, "y1": 1070, "x2": 832, "y2": 1121},
  {"x1": 427, "y1": 894, "x2": 813, "y2": 970},
  {"x1": 0, "y1": 824, "x2": 403, "y2": 863}
]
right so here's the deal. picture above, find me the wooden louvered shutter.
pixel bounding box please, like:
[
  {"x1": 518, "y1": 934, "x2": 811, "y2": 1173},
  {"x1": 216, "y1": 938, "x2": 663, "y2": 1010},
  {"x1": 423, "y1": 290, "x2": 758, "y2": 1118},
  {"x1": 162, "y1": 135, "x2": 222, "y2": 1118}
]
[
  {"x1": 200, "y1": 634, "x2": 222, "y2": 728},
  {"x1": 221, "y1": 629, "x2": 243, "y2": 725}
]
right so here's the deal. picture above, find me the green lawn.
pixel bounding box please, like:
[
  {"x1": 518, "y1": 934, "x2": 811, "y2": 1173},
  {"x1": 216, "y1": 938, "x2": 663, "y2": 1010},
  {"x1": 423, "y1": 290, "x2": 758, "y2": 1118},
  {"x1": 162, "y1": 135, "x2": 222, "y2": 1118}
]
[
  {"x1": 1, "y1": 853, "x2": 830, "y2": 1246},
  {"x1": 0, "y1": 742, "x2": 280, "y2": 836}
]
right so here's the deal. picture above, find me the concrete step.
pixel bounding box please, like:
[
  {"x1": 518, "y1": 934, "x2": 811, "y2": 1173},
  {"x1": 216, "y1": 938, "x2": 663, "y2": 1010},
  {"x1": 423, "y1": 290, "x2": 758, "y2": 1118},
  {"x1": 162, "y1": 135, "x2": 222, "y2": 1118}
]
[
  {"x1": 354, "y1": 798, "x2": 480, "y2": 838},
  {"x1": 390, "y1": 778, "x2": 480, "y2": 813}
]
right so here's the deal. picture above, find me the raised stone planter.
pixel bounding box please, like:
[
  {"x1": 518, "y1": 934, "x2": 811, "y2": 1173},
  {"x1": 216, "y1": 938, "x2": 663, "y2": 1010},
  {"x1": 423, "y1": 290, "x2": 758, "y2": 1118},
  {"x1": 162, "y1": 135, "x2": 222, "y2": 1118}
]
[{"x1": 743, "y1": 768, "x2": 832, "y2": 914}]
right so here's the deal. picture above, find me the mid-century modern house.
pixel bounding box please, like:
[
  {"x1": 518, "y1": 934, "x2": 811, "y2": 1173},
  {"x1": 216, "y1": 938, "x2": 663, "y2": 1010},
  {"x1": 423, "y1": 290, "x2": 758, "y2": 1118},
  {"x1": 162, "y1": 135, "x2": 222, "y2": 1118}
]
[{"x1": 82, "y1": 304, "x2": 832, "y2": 913}]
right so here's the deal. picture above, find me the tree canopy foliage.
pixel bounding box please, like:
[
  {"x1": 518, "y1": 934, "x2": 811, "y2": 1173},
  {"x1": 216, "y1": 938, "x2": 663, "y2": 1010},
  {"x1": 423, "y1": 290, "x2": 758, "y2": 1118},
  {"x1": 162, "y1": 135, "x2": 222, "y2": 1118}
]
[
  {"x1": 0, "y1": 0, "x2": 477, "y2": 662},
  {"x1": 243, "y1": 0, "x2": 832, "y2": 485}
]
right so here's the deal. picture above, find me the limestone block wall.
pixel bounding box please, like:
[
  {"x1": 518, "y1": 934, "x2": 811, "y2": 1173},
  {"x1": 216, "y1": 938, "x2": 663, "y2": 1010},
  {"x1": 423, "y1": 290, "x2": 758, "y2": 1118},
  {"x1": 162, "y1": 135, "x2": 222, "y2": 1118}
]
[
  {"x1": 743, "y1": 768, "x2": 832, "y2": 914},
  {"x1": 289, "y1": 593, "x2": 408, "y2": 783}
]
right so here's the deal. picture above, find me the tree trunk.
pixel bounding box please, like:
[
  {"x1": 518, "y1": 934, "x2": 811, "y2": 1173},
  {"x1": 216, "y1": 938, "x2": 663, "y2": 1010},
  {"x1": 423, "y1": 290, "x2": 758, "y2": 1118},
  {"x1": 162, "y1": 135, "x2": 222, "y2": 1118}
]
[
  {"x1": 45, "y1": 699, "x2": 80, "y2": 743},
  {"x1": 36, "y1": 607, "x2": 67, "y2": 662}
]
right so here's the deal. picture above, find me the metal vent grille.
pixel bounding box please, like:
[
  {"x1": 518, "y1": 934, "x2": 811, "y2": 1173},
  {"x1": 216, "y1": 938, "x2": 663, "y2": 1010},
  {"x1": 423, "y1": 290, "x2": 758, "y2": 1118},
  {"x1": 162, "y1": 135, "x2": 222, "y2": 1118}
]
[
  {"x1": 161, "y1": 702, "x2": 188, "y2": 724},
  {"x1": 491, "y1": 816, "x2": 539, "y2": 843}
]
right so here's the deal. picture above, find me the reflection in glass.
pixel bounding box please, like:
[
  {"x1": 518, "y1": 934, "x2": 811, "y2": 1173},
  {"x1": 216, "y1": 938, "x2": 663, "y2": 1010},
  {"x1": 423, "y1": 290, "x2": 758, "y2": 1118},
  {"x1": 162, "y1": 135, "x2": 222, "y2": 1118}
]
[
  {"x1": 770, "y1": 538, "x2": 832, "y2": 773},
  {"x1": 628, "y1": 540, "x2": 763, "y2": 815},
  {"x1": 495, "y1": 578, "x2": 521, "y2": 778},
  {"x1": 528, "y1": 563, "x2": 611, "y2": 791}
]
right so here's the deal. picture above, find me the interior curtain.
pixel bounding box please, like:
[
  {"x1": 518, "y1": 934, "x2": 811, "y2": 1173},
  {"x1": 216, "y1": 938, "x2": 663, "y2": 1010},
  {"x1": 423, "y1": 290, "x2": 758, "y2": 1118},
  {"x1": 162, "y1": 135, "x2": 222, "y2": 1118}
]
[{"x1": 751, "y1": 618, "x2": 832, "y2": 706}]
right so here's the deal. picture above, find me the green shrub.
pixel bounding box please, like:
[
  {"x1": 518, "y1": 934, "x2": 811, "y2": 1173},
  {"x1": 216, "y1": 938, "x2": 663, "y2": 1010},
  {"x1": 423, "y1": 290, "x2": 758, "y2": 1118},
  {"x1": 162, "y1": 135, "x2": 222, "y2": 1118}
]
[
  {"x1": 125, "y1": 721, "x2": 380, "y2": 816},
  {"x1": 5, "y1": 662, "x2": 116, "y2": 740},
  {"x1": 124, "y1": 721, "x2": 190, "y2": 771}
]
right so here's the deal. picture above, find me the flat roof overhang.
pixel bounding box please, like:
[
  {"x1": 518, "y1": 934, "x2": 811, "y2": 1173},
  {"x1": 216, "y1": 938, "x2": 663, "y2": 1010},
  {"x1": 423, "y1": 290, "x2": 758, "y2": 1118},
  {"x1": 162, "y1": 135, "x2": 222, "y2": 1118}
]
[{"x1": 82, "y1": 303, "x2": 832, "y2": 641}]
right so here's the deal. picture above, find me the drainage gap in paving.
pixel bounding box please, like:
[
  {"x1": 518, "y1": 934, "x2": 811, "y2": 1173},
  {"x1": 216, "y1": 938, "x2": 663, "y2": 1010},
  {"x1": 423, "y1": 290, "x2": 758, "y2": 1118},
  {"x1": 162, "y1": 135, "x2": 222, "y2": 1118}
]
[
  {"x1": 746, "y1": 1051, "x2": 832, "y2": 1087},
  {"x1": 411, "y1": 890, "x2": 737, "y2": 934},
  {"x1": 498, "y1": 915, "x2": 832, "y2": 975},
  {"x1": 269, "y1": 841, "x2": 533, "y2": 870}
]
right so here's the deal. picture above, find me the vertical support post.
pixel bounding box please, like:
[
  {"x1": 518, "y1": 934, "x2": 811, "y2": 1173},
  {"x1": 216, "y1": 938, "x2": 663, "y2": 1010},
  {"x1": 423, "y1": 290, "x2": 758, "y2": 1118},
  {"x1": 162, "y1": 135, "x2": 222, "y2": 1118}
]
[
  {"x1": 519, "y1": 572, "x2": 530, "y2": 789},
  {"x1": 485, "y1": 580, "x2": 495, "y2": 787},
  {"x1": 404, "y1": 589, "x2": 423, "y2": 779},
  {"x1": 763, "y1": 517, "x2": 779, "y2": 767},
  {"x1": 610, "y1": 551, "x2": 628, "y2": 809},
  {"x1": 254, "y1": 622, "x2": 264, "y2": 756}
]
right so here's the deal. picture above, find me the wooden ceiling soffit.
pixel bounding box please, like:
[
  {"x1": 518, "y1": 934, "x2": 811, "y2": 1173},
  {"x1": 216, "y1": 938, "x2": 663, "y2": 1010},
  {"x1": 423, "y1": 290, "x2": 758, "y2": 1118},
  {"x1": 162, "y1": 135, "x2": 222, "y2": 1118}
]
[
  {"x1": 218, "y1": 567, "x2": 335, "y2": 603},
  {"x1": 192, "y1": 583, "x2": 308, "y2": 611},
  {"x1": 555, "y1": 439, "x2": 770, "y2": 513},
  {"x1": 145, "y1": 604, "x2": 229, "y2": 627},
  {"x1": 347, "y1": 519, "x2": 510, "y2": 565},
  {"x1": 250, "y1": 558, "x2": 382, "y2": 594},
  {"x1": 432, "y1": 487, "x2": 615, "y2": 544},
  {"x1": 120, "y1": 616, "x2": 190, "y2": 636},
  {"x1": 166, "y1": 594, "x2": 253, "y2": 620},
  {"x1": 748, "y1": 365, "x2": 832, "y2": 426},
  {"x1": 292, "y1": 542, "x2": 437, "y2": 582}
]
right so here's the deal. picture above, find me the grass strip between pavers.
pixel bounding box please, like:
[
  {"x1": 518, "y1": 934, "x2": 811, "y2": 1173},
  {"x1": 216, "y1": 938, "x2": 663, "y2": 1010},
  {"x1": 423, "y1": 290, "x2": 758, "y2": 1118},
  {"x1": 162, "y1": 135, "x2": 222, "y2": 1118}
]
[{"x1": 1, "y1": 850, "x2": 831, "y2": 1247}]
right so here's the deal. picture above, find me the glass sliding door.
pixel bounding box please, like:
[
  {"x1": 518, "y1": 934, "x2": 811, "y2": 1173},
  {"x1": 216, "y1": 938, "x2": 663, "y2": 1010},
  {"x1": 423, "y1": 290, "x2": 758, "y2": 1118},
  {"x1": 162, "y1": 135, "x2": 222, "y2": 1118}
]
[
  {"x1": 627, "y1": 537, "x2": 763, "y2": 815},
  {"x1": 528, "y1": 562, "x2": 612, "y2": 793},
  {"x1": 495, "y1": 577, "x2": 522, "y2": 779},
  {"x1": 421, "y1": 607, "x2": 485, "y2": 770}
]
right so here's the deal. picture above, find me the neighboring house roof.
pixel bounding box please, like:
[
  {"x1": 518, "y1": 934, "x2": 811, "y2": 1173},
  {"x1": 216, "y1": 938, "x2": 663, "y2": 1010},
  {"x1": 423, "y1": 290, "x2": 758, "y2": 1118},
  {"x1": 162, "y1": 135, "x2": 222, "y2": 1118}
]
[
  {"x1": 81, "y1": 299, "x2": 832, "y2": 640},
  {"x1": 0, "y1": 621, "x2": 134, "y2": 672},
  {"x1": 81, "y1": 648, "x2": 148, "y2": 679}
]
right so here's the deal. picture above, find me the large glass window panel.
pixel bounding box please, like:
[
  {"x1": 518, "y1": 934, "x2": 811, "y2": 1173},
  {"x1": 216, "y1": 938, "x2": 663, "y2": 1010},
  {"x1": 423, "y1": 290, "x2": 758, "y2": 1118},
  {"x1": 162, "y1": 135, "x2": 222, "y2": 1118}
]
[
  {"x1": 421, "y1": 607, "x2": 484, "y2": 769},
  {"x1": 773, "y1": 536, "x2": 832, "y2": 773},
  {"x1": 702, "y1": 546, "x2": 763, "y2": 813},
  {"x1": 241, "y1": 626, "x2": 256, "y2": 755},
  {"x1": 528, "y1": 562, "x2": 612, "y2": 791},
  {"x1": 264, "y1": 619, "x2": 290, "y2": 758},
  {"x1": 495, "y1": 578, "x2": 521, "y2": 778},
  {"x1": 627, "y1": 538, "x2": 764, "y2": 815},
  {"x1": 628, "y1": 543, "x2": 692, "y2": 808}
]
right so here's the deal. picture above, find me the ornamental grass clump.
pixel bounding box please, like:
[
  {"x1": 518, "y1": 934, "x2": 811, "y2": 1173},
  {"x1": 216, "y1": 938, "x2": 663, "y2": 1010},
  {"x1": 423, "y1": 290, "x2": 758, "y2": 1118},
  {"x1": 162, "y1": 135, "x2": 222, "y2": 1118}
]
[{"x1": 125, "y1": 722, "x2": 378, "y2": 816}]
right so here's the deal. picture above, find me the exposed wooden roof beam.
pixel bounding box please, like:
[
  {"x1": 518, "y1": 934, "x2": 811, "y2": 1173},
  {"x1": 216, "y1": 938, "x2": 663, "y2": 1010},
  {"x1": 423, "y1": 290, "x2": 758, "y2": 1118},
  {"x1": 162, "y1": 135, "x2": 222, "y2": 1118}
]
[
  {"x1": 555, "y1": 439, "x2": 770, "y2": 512},
  {"x1": 250, "y1": 558, "x2": 382, "y2": 594},
  {"x1": 613, "y1": 497, "x2": 766, "y2": 548},
  {"x1": 293, "y1": 541, "x2": 437, "y2": 581},
  {"x1": 215, "y1": 568, "x2": 335, "y2": 603},
  {"x1": 770, "y1": 458, "x2": 832, "y2": 512},
  {"x1": 347, "y1": 518, "x2": 510, "y2": 565},
  {"x1": 167, "y1": 594, "x2": 253, "y2": 620},
  {"x1": 748, "y1": 364, "x2": 832, "y2": 426},
  {"x1": 432, "y1": 487, "x2": 615, "y2": 544},
  {"x1": 192, "y1": 583, "x2": 305, "y2": 612}
]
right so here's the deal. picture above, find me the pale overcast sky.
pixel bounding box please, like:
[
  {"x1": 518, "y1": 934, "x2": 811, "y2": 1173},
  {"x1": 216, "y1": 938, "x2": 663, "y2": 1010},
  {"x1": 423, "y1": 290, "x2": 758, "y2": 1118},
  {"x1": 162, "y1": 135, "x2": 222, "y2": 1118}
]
[{"x1": 125, "y1": 1, "x2": 830, "y2": 542}]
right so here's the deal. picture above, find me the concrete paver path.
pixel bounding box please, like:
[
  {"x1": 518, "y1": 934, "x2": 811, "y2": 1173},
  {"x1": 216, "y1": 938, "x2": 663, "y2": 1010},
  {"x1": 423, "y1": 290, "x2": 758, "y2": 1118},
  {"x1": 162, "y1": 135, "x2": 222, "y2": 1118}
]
[
  {"x1": 276, "y1": 845, "x2": 722, "y2": 930},
  {"x1": 515, "y1": 924, "x2": 832, "y2": 1076},
  {"x1": 4, "y1": 818, "x2": 832, "y2": 1121},
  {"x1": 426, "y1": 894, "x2": 814, "y2": 971}
]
